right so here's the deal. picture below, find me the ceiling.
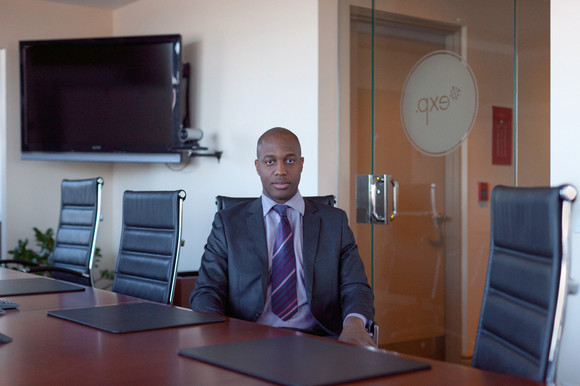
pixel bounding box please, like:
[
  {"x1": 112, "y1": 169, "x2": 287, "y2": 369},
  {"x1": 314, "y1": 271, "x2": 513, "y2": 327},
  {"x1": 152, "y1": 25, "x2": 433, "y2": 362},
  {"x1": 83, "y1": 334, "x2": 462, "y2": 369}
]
[{"x1": 38, "y1": 0, "x2": 141, "y2": 11}]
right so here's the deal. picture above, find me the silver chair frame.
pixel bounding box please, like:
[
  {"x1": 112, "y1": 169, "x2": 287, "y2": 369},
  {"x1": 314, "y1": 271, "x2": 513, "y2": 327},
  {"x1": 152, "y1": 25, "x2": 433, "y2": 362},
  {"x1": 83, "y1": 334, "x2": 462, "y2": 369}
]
[
  {"x1": 168, "y1": 190, "x2": 187, "y2": 304},
  {"x1": 547, "y1": 185, "x2": 577, "y2": 381}
]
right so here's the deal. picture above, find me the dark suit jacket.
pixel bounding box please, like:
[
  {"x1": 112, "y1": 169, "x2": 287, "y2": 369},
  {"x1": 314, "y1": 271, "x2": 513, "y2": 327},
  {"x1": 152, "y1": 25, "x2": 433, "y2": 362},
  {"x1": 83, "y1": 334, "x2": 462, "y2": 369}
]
[{"x1": 190, "y1": 197, "x2": 374, "y2": 335}]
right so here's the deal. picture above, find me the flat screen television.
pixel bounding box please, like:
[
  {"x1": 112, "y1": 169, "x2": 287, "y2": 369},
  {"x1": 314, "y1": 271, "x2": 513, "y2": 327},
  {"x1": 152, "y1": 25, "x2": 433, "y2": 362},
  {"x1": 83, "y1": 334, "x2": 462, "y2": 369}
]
[{"x1": 20, "y1": 34, "x2": 183, "y2": 163}]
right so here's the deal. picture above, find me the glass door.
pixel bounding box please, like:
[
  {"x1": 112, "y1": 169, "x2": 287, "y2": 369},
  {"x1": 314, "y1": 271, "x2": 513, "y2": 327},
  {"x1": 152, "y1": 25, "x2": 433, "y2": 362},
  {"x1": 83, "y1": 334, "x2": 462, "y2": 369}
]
[{"x1": 339, "y1": 0, "x2": 549, "y2": 364}]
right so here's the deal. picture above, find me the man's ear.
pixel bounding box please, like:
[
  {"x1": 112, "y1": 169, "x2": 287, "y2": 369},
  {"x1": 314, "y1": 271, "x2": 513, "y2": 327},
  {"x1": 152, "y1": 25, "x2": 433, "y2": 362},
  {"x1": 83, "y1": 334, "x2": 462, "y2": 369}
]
[
  {"x1": 299, "y1": 157, "x2": 304, "y2": 172},
  {"x1": 254, "y1": 159, "x2": 260, "y2": 174}
]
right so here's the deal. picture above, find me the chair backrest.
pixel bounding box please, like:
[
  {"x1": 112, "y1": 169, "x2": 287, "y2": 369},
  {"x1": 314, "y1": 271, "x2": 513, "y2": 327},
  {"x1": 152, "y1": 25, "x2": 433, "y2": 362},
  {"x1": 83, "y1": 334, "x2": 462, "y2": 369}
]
[
  {"x1": 112, "y1": 190, "x2": 186, "y2": 304},
  {"x1": 215, "y1": 195, "x2": 336, "y2": 211},
  {"x1": 50, "y1": 177, "x2": 104, "y2": 287},
  {"x1": 472, "y1": 184, "x2": 577, "y2": 382}
]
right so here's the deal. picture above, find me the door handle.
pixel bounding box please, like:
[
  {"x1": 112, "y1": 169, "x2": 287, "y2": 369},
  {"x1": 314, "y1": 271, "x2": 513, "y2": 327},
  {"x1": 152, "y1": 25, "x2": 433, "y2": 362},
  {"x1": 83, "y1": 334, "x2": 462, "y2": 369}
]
[
  {"x1": 371, "y1": 178, "x2": 385, "y2": 222},
  {"x1": 429, "y1": 183, "x2": 449, "y2": 247},
  {"x1": 356, "y1": 174, "x2": 398, "y2": 224},
  {"x1": 430, "y1": 183, "x2": 449, "y2": 225},
  {"x1": 391, "y1": 179, "x2": 399, "y2": 221}
]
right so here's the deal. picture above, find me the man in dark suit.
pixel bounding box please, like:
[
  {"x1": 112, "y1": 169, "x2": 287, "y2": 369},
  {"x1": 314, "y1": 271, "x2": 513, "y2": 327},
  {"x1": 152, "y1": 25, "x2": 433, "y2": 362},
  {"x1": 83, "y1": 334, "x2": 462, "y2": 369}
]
[{"x1": 190, "y1": 127, "x2": 375, "y2": 347}]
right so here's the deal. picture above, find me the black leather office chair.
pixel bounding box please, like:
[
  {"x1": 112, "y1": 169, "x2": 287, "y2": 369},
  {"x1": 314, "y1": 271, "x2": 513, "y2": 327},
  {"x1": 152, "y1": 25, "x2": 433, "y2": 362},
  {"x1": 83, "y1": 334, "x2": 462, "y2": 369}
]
[
  {"x1": 472, "y1": 185, "x2": 577, "y2": 382},
  {"x1": 112, "y1": 190, "x2": 186, "y2": 304},
  {"x1": 2, "y1": 177, "x2": 104, "y2": 286},
  {"x1": 215, "y1": 195, "x2": 336, "y2": 211}
]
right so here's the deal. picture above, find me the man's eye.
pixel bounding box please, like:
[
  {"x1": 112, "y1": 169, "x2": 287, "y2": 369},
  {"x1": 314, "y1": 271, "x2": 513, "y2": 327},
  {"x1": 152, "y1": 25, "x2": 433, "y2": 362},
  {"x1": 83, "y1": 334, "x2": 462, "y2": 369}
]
[
  {"x1": 265, "y1": 160, "x2": 274, "y2": 165},
  {"x1": 287, "y1": 159, "x2": 295, "y2": 164}
]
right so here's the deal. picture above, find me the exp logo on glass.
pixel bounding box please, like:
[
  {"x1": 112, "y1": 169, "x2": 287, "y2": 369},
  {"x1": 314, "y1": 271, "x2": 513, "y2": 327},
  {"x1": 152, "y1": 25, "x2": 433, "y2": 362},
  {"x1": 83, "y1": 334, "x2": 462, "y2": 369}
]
[
  {"x1": 401, "y1": 51, "x2": 478, "y2": 156},
  {"x1": 416, "y1": 86, "x2": 461, "y2": 127}
]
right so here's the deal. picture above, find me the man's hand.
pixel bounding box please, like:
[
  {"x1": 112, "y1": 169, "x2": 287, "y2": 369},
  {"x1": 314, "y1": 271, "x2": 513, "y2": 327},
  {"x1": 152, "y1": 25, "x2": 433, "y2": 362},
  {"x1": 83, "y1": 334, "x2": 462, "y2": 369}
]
[{"x1": 338, "y1": 316, "x2": 376, "y2": 348}]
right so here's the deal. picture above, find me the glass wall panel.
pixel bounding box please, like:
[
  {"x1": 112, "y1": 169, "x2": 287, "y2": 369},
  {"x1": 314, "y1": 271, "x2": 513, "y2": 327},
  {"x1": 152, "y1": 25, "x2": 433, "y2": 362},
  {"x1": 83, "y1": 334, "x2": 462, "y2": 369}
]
[{"x1": 338, "y1": 0, "x2": 549, "y2": 364}]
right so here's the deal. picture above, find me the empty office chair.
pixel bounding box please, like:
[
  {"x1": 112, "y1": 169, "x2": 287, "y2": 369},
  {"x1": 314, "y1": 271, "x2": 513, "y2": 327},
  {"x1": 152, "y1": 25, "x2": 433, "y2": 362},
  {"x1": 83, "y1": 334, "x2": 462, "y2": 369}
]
[
  {"x1": 215, "y1": 195, "x2": 335, "y2": 211},
  {"x1": 2, "y1": 177, "x2": 104, "y2": 286},
  {"x1": 472, "y1": 185, "x2": 577, "y2": 382},
  {"x1": 112, "y1": 190, "x2": 186, "y2": 304}
]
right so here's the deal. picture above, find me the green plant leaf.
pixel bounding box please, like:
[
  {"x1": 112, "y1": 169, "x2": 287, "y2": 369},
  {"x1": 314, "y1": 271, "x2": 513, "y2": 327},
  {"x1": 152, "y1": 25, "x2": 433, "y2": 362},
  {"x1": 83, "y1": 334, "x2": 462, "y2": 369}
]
[{"x1": 8, "y1": 227, "x2": 112, "y2": 283}]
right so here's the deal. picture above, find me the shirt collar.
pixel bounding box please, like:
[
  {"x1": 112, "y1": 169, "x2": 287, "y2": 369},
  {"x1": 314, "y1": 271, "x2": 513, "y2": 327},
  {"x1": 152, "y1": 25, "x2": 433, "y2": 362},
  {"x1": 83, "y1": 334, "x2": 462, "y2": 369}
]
[{"x1": 261, "y1": 191, "x2": 305, "y2": 217}]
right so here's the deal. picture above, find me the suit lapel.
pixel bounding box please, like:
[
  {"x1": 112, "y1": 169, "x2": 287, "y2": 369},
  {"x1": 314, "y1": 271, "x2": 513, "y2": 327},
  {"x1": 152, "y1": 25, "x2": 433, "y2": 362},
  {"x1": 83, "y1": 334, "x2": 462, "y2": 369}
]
[
  {"x1": 245, "y1": 198, "x2": 269, "y2": 300},
  {"x1": 302, "y1": 199, "x2": 320, "y2": 299}
]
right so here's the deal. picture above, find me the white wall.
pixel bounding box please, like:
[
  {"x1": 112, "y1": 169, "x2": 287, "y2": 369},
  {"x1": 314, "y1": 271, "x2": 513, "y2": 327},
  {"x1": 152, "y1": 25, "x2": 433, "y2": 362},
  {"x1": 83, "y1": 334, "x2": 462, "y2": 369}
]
[
  {"x1": 111, "y1": 0, "x2": 320, "y2": 272},
  {"x1": 552, "y1": 1, "x2": 580, "y2": 383},
  {"x1": 0, "y1": 0, "x2": 323, "y2": 274},
  {"x1": 0, "y1": 0, "x2": 115, "y2": 269}
]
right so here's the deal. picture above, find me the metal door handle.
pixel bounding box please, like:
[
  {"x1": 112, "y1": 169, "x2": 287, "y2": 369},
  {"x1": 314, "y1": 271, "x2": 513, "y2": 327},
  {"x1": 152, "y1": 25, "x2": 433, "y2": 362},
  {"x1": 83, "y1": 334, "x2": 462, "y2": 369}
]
[
  {"x1": 391, "y1": 179, "x2": 398, "y2": 221},
  {"x1": 371, "y1": 177, "x2": 386, "y2": 222},
  {"x1": 356, "y1": 174, "x2": 398, "y2": 225}
]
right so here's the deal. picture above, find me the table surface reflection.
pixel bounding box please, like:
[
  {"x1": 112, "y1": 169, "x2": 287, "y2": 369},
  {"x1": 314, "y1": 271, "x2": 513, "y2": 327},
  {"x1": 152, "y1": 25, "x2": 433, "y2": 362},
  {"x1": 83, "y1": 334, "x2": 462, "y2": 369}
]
[{"x1": 0, "y1": 268, "x2": 542, "y2": 385}]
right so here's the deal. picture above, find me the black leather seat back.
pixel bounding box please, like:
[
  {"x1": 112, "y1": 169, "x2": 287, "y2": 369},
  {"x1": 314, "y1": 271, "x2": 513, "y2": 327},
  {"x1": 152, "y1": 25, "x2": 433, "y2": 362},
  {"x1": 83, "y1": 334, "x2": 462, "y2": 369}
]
[
  {"x1": 112, "y1": 190, "x2": 186, "y2": 304},
  {"x1": 472, "y1": 185, "x2": 575, "y2": 382},
  {"x1": 215, "y1": 195, "x2": 336, "y2": 211},
  {"x1": 51, "y1": 177, "x2": 103, "y2": 286}
]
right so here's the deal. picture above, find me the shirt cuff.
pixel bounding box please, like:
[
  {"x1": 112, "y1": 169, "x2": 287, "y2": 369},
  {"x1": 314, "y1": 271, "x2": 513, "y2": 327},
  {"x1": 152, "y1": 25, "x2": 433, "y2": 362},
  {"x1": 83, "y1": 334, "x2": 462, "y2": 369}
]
[{"x1": 343, "y1": 313, "x2": 367, "y2": 327}]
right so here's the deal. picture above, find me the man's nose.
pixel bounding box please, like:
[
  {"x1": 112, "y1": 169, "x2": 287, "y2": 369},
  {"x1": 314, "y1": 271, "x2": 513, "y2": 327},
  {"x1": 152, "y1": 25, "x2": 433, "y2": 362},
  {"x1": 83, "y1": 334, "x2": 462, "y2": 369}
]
[{"x1": 274, "y1": 163, "x2": 287, "y2": 175}]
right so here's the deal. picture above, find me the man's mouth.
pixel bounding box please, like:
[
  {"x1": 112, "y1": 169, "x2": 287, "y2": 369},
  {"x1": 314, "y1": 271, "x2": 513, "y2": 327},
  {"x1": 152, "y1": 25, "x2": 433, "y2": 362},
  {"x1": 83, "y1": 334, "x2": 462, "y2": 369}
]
[{"x1": 273, "y1": 181, "x2": 290, "y2": 189}]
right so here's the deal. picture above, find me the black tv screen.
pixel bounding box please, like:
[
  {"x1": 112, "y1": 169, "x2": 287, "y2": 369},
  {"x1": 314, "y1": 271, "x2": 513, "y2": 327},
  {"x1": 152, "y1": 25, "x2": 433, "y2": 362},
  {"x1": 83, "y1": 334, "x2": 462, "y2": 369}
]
[{"x1": 20, "y1": 34, "x2": 183, "y2": 163}]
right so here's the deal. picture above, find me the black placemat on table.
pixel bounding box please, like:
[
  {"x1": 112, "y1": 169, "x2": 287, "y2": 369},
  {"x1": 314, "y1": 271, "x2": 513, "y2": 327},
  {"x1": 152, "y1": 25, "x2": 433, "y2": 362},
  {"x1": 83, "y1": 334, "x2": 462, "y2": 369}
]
[
  {"x1": 179, "y1": 335, "x2": 431, "y2": 385},
  {"x1": 0, "y1": 277, "x2": 85, "y2": 296},
  {"x1": 48, "y1": 302, "x2": 226, "y2": 333}
]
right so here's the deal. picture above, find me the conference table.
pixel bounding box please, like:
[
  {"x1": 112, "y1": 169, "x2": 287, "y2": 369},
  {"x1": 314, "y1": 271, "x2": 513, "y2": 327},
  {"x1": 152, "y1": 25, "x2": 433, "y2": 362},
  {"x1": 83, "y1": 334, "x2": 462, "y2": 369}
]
[{"x1": 0, "y1": 268, "x2": 542, "y2": 385}]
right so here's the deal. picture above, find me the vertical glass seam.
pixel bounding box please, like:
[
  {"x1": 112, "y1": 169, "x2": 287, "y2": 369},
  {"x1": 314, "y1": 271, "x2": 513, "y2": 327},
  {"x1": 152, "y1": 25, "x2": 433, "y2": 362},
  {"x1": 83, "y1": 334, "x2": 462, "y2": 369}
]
[
  {"x1": 514, "y1": 0, "x2": 519, "y2": 186},
  {"x1": 371, "y1": 0, "x2": 376, "y2": 176}
]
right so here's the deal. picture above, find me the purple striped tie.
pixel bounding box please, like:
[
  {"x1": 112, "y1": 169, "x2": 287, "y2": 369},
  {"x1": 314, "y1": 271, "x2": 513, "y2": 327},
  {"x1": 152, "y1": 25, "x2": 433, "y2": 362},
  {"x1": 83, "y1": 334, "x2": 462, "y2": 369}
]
[{"x1": 271, "y1": 204, "x2": 298, "y2": 321}]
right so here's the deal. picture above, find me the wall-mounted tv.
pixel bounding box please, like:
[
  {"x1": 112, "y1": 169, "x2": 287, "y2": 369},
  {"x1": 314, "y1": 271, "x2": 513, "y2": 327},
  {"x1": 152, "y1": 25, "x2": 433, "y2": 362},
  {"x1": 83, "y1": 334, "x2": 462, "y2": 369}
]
[{"x1": 20, "y1": 34, "x2": 183, "y2": 163}]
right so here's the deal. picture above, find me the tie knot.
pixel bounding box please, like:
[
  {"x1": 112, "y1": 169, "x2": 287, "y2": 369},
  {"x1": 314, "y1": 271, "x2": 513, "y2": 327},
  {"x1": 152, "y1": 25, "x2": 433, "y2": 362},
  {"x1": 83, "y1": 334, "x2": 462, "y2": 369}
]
[{"x1": 273, "y1": 204, "x2": 288, "y2": 217}]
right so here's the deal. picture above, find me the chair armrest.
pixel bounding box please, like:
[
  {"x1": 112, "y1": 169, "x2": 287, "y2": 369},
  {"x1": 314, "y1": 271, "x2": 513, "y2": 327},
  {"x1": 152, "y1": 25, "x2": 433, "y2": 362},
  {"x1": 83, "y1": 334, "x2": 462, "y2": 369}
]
[
  {"x1": 26, "y1": 265, "x2": 89, "y2": 279},
  {"x1": 0, "y1": 260, "x2": 40, "y2": 267}
]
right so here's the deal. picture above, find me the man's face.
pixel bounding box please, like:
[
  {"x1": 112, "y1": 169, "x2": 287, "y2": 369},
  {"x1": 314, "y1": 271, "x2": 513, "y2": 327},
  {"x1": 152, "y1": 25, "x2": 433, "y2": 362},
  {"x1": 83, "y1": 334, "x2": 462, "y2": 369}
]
[{"x1": 255, "y1": 133, "x2": 304, "y2": 204}]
